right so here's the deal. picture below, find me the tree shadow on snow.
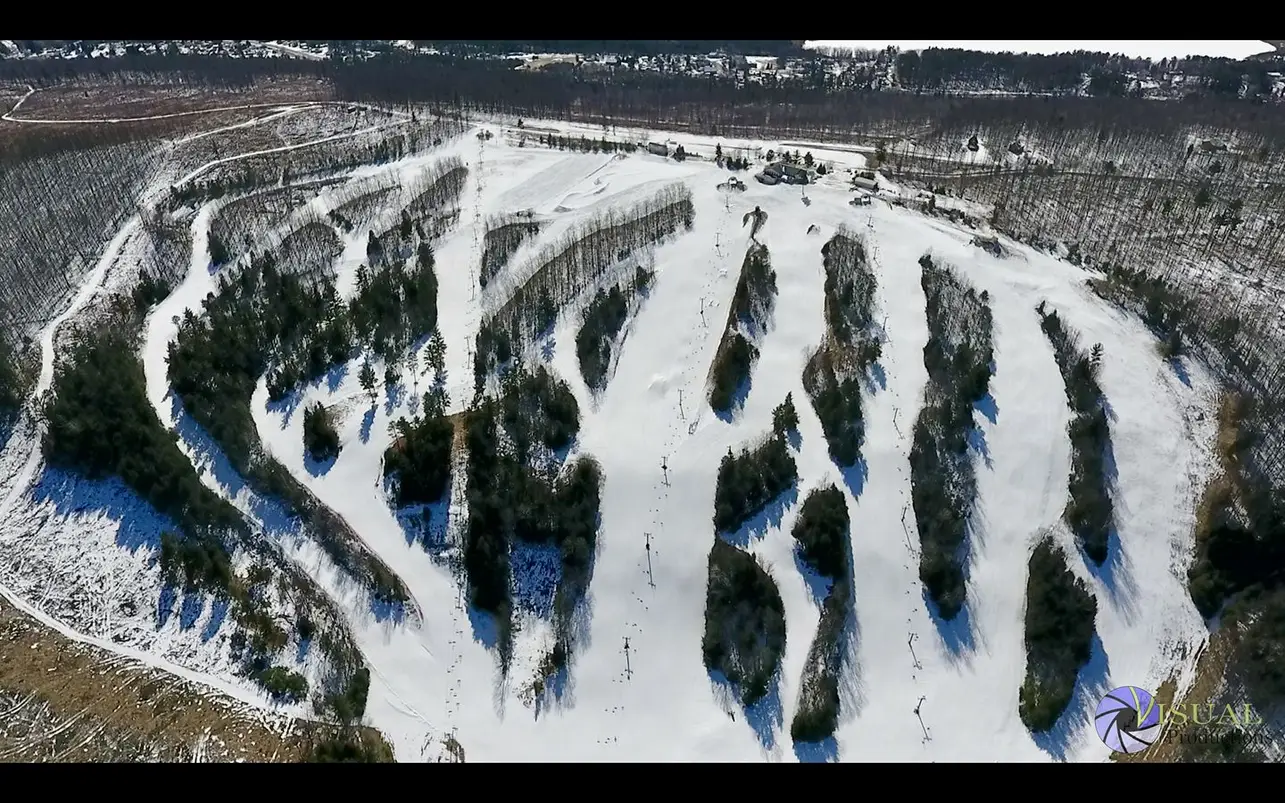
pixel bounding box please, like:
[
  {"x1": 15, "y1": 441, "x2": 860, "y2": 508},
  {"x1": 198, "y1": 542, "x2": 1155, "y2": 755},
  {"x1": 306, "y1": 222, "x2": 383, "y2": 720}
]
[
  {"x1": 369, "y1": 595, "x2": 407, "y2": 625},
  {"x1": 1169, "y1": 356, "x2": 1191, "y2": 388},
  {"x1": 794, "y1": 549, "x2": 834, "y2": 606},
  {"x1": 708, "y1": 669, "x2": 784, "y2": 752},
  {"x1": 383, "y1": 383, "x2": 406, "y2": 417},
  {"x1": 712, "y1": 373, "x2": 754, "y2": 425},
  {"x1": 1030, "y1": 633, "x2": 1111, "y2": 762},
  {"x1": 1102, "y1": 430, "x2": 1121, "y2": 488},
  {"x1": 303, "y1": 451, "x2": 337, "y2": 478},
  {"x1": 718, "y1": 486, "x2": 798, "y2": 548},
  {"x1": 838, "y1": 457, "x2": 868, "y2": 500},
  {"x1": 359, "y1": 406, "x2": 376, "y2": 444},
  {"x1": 1084, "y1": 525, "x2": 1140, "y2": 625},
  {"x1": 864, "y1": 361, "x2": 888, "y2": 394},
  {"x1": 468, "y1": 605, "x2": 501, "y2": 651},
  {"x1": 30, "y1": 468, "x2": 170, "y2": 557},
  {"x1": 974, "y1": 391, "x2": 999, "y2": 425},
  {"x1": 967, "y1": 424, "x2": 994, "y2": 471},
  {"x1": 265, "y1": 364, "x2": 353, "y2": 429},
  {"x1": 392, "y1": 494, "x2": 453, "y2": 560},
  {"x1": 510, "y1": 541, "x2": 561, "y2": 620},
  {"x1": 794, "y1": 737, "x2": 840, "y2": 763},
  {"x1": 541, "y1": 336, "x2": 556, "y2": 363},
  {"x1": 171, "y1": 394, "x2": 308, "y2": 552},
  {"x1": 201, "y1": 597, "x2": 229, "y2": 642},
  {"x1": 925, "y1": 587, "x2": 977, "y2": 662},
  {"x1": 785, "y1": 428, "x2": 802, "y2": 451}
]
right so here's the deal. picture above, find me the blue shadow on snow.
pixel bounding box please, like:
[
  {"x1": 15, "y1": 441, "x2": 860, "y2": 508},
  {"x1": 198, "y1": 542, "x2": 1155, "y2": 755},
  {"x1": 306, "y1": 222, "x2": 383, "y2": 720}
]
[
  {"x1": 794, "y1": 549, "x2": 835, "y2": 606},
  {"x1": 510, "y1": 540, "x2": 561, "y2": 619},
  {"x1": 1030, "y1": 633, "x2": 1112, "y2": 762},
  {"x1": 712, "y1": 372, "x2": 753, "y2": 425},
  {"x1": 794, "y1": 737, "x2": 840, "y2": 763},
  {"x1": 838, "y1": 456, "x2": 867, "y2": 500},
  {"x1": 1169, "y1": 356, "x2": 1191, "y2": 388},
  {"x1": 974, "y1": 391, "x2": 999, "y2": 425},
  {"x1": 925, "y1": 586, "x2": 977, "y2": 661},
  {"x1": 718, "y1": 485, "x2": 798, "y2": 548},
  {"x1": 201, "y1": 597, "x2": 229, "y2": 642},
  {"x1": 868, "y1": 361, "x2": 887, "y2": 392},
  {"x1": 303, "y1": 450, "x2": 338, "y2": 478},
  {"x1": 359, "y1": 406, "x2": 376, "y2": 444},
  {"x1": 1084, "y1": 525, "x2": 1139, "y2": 624},
  {"x1": 709, "y1": 668, "x2": 784, "y2": 752}
]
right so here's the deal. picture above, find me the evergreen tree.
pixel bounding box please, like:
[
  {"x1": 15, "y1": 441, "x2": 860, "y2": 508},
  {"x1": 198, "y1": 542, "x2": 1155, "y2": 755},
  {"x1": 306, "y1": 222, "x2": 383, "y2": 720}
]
[
  {"x1": 359, "y1": 357, "x2": 377, "y2": 404},
  {"x1": 425, "y1": 330, "x2": 446, "y2": 376},
  {"x1": 772, "y1": 393, "x2": 800, "y2": 435}
]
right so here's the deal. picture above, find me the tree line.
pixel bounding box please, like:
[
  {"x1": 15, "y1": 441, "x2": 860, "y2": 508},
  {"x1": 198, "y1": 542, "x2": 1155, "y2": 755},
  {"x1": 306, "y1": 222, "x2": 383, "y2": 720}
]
[
  {"x1": 460, "y1": 364, "x2": 599, "y2": 676},
  {"x1": 480, "y1": 213, "x2": 542, "y2": 289},
  {"x1": 708, "y1": 242, "x2": 777, "y2": 415},
  {"x1": 576, "y1": 266, "x2": 654, "y2": 393},
  {"x1": 1036, "y1": 303, "x2": 1116, "y2": 565},
  {"x1": 909, "y1": 254, "x2": 994, "y2": 620},
  {"x1": 789, "y1": 484, "x2": 856, "y2": 744},
  {"x1": 476, "y1": 184, "x2": 693, "y2": 394},
  {"x1": 168, "y1": 249, "x2": 411, "y2": 607},
  {"x1": 803, "y1": 231, "x2": 881, "y2": 468},
  {"x1": 38, "y1": 288, "x2": 367, "y2": 720}
]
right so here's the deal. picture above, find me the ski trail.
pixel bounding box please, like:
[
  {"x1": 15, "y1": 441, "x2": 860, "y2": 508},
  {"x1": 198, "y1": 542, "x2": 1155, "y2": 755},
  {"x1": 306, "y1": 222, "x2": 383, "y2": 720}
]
[{"x1": 0, "y1": 217, "x2": 140, "y2": 520}]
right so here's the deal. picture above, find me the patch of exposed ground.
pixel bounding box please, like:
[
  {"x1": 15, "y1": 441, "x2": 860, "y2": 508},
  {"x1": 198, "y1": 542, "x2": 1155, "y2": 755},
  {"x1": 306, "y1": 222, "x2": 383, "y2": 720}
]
[
  {"x1": 13, "y1": 78, "x2": 335, "y2": 119},
  {"x1": 0, "y1": 598, "x2": 385, "y2": 762}
]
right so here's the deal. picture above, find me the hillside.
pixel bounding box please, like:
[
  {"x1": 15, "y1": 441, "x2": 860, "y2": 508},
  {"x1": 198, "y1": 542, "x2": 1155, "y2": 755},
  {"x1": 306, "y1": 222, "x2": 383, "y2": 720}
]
[{"x1": 0, "y1": 87, "x2": 1266, "y2": 762}]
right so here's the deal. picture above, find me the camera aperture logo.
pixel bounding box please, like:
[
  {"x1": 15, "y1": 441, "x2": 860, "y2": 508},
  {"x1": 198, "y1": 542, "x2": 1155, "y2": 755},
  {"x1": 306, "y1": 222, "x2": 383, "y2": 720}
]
[{"x1": 1095, "y1": 685, "x2": 1273, "y2": 755}]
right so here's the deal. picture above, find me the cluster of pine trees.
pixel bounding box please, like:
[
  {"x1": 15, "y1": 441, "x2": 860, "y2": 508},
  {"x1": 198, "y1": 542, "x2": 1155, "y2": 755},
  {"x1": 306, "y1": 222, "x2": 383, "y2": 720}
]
[
  {"x1": 708, "y1": 243, "x2": 777, "y2": 414},
  {"x1": 804, "y1": 232, "x2": 881, "y2": 468},
  {"x1": 38, "y1": 295, "x2": 366, "y2": 711},
  {"x1": 909, "y1": 254, "x2": 994, "y2": 620},
  {"x1": 1018, "y1": 535, "x2": 1098, "y2": 732},
  {"x1": 461, "y1": 365, "x2": 599, "y2": 670},
  {"x1": 168, "y1": 250, "x2": 410, "y2": 606},
  {"x1": 383, "y1": 380, "x2": 453, "y2": 510},
  {"x1": 702, "y1": 537, "x2": 786, "y2": 706},
  {"x1": 789, "y1": 485, "x2": 856, "y2": 743},
  {"x1": 713, "y1": 428, "x2": 798, "y2": 535},
  {"x1": 575, "y1": 267, "x2": 654, "y2": 392},
  {"x1": 1037, "y1": 302, "x2": 1115, "y2": 564}
]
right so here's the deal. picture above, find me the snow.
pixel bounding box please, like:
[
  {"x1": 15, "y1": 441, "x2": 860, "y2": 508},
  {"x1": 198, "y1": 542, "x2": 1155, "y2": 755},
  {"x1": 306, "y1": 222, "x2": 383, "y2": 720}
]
[
  {"x1": 252, "y1": 126, "x2": 1218, "y2": 760},
  {"x1": 0, "y1": 105, "x2": 1224, "y2": 761},
  {"x1": 805, "y1": 40, "x2": 1276, "y2": 61}
]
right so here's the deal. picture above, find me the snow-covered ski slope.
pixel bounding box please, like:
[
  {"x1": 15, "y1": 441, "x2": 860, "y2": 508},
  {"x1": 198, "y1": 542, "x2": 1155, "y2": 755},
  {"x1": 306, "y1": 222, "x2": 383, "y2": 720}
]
[
  {"x1": 249, "y1": 128, "x2": 1217, "y2": 761},
  {"x1": 3, "y1": 115, "x2": 1221, "y2": 762}
]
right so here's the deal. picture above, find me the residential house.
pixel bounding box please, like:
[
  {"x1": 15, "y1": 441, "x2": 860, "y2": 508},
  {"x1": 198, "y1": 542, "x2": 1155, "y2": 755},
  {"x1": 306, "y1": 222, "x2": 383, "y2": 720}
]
[{"x1": 755, "y1": 162, "x2": 809, "y2": 186}]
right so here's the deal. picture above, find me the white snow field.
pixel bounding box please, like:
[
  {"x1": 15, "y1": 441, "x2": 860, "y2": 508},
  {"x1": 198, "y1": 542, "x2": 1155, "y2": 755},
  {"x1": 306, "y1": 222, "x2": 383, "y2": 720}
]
[{"x1": 0, "y1": 112, "x2": 1222, "y2": 762}]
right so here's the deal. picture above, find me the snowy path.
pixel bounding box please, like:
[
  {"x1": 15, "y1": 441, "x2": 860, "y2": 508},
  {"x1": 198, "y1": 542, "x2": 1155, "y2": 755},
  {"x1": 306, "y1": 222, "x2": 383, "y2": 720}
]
[{"x1": 0, "y1": 98, "x2": 429, "y2": 724}]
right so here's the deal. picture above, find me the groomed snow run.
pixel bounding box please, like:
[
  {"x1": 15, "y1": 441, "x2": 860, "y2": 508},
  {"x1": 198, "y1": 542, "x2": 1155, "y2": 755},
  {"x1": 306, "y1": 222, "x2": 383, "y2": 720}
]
[
  {"x1": 0, "y1": 106, "x2": 1224, "y2": 760},
  {"x1": 228, "y1": 124, "x2": 1220, "y2": 761}
]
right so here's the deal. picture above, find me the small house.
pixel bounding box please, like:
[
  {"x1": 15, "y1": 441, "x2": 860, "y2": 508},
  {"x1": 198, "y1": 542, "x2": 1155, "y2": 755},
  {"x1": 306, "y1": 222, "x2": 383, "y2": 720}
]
[
  {"x1": 853, "y1": 176, "x2": 878, "y2": 193},
  {"x1": 756, "y1": 162, "x2": 808, "y2": 186},
  {"x1": 647, "y1": 142, "x2": 669, "y2": 157}
]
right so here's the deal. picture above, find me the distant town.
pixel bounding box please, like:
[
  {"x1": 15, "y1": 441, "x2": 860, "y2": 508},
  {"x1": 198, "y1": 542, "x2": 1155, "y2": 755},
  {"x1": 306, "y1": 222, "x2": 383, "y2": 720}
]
[{"x1": 1, "y1": 39, "x2": 1282, "y2": 101}]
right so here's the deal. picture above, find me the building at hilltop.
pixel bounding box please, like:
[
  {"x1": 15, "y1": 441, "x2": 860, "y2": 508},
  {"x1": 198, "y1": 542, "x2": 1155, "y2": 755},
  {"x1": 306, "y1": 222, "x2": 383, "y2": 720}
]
[{"x1": 755, "y1": 162, "x2": 809, "y2": 186}]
